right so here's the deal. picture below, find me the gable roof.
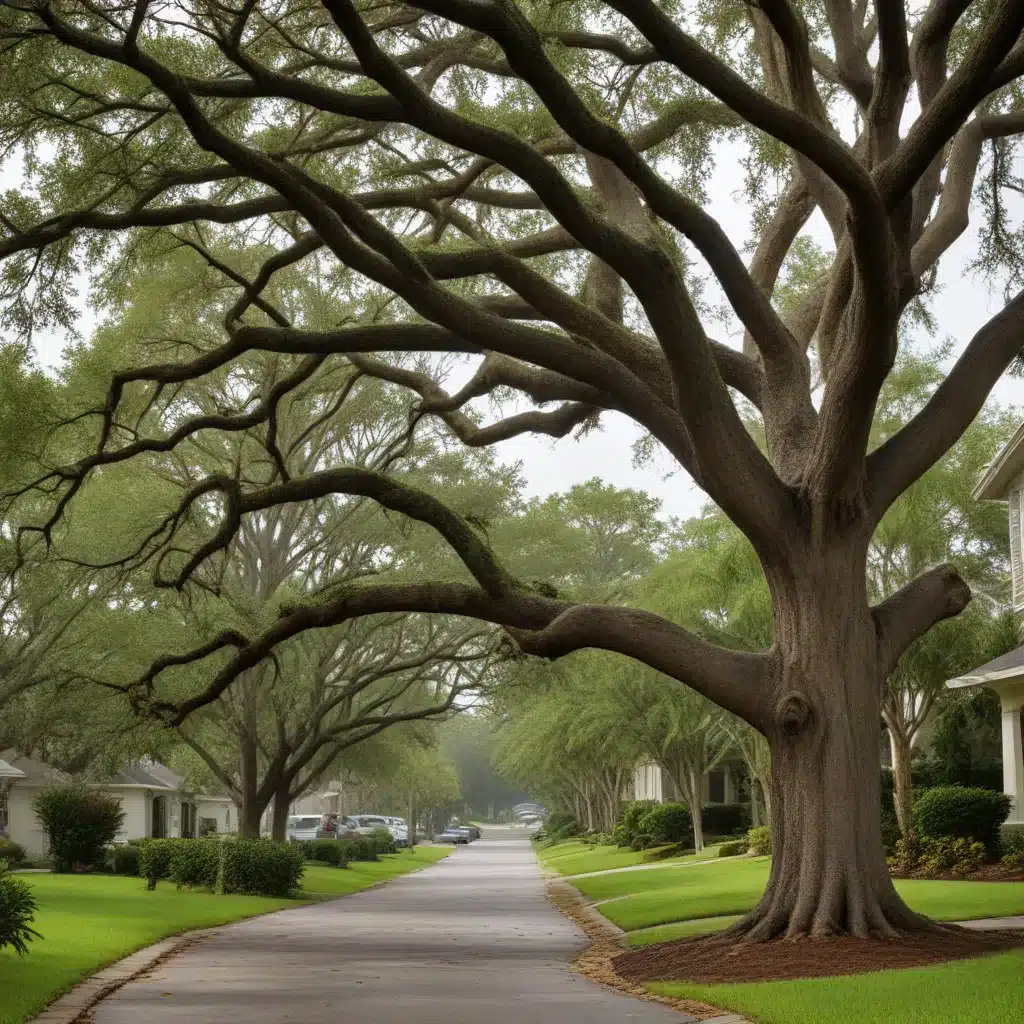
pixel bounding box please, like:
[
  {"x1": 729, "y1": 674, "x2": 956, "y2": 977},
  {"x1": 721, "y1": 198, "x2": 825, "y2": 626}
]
[
  {"x1": 947, "y1": 643, "x2": 1024, "y2": 687},
  {"x1": 974, "y1": 421, "x2": 1024, "y2": 501},
  {"x1": 0, "y1": 750, "x2": 69, "y2": 787},
  {"x1": 98, "y1": 763, "x2": 178, "y2": 790},
  {"x1": 0, "y1": 758, "x2": 26, "y2": 781}
]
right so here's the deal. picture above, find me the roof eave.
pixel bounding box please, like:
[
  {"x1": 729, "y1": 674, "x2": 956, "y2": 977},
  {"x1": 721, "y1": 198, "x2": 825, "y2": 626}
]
[{"x1": 973, "y1": 420, "x2": 1024, "y2": 501}]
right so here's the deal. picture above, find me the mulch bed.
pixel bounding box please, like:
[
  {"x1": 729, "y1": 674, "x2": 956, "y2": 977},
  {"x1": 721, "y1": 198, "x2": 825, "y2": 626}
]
[{"x1": 613, "y1": 927, "x2": 1024, "y2": 984}]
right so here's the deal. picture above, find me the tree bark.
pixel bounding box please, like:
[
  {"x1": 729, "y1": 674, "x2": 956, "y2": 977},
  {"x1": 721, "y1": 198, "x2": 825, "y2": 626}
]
[
  {"x1": 688, "y1": 767, "x2": 705, "y2": 853},
  {"x1": 726, "y1": 561, "x2": 935, "y2": 941},
  {"x1": 889, "y1": 727, "x2": 915, "y2": 839},
  {"x1": 271, "y1": 777, "x2": 292, "y2": 841},
  {"x1": 238, "y1": 734, "x2": 263, "y2": 838}
]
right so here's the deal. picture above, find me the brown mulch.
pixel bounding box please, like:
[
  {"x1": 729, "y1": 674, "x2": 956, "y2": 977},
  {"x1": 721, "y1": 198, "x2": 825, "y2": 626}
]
[{"x1": 613, "y1": 927, "x2": 1024, "y2": 984}]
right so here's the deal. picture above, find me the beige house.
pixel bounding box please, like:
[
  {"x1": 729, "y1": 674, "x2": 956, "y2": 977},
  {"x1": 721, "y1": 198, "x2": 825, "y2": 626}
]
[
  {"x1": 946, "y1": 427, "x2": 1024, "y2": 829},
  {"x1": 0, "y1": 751, "x2": 235, "y2": 858}
]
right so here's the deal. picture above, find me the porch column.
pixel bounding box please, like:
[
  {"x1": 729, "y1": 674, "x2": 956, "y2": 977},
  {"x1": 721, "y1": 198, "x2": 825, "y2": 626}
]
[{"x1": 1002, "y1": 698, "x2": 1024, "y2": 824}]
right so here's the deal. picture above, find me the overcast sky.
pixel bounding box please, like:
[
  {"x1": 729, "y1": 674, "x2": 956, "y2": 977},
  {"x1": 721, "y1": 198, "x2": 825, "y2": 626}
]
[{"x1": 11, "y1": 137, "x2": 1024, "y2": 526}]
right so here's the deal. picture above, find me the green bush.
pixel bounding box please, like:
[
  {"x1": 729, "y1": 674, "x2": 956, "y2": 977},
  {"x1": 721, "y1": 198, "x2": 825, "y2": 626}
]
[
  {"x1": 892, "y1": 835, "x2": 925, "y2": 874},
  {"x1": 922, "y1": 837, "x2": 986, "y2": 875},
  {"x1": 221, "y1": 839, "x2": 304, "y2": 897},
  {"x1": 306, "y1": 839, "x2": 344, "y2": 866},
  {"x1": 137, "y1": 837, "x2": 176, "y2": 889},
  {"x1": 611, "y1": 823, "x2": 629, "y2": 848},
  {"x1": 169, "y1": 839, "x2": 221, "y2": 889},
  {"x1": 638, "y1": 802, "x2": 692, "y2": 845},
  {"x1": 370, "y1": 827, "x2": 396, "y2": 855},
  {"x1": 913, "y1": 785, "x2": 1011, "y2": 854},
  {"x1": 880, "y1": 806, "x2": 901, "y2": 855},
  {"x1": 0, "y1": 838, "x2": 27, "y2": 867},
  {"x1": 701, "y1": 803, "x2": 751, "y2": 837},
  {"x1": 33, "y1": 786, "x2": 125, "y2": 873},
  {"x1": 999, "y1": 828, "x2": 1024, "y2": 868},
  {"x1": 618, "y1": 800, "x2": 658, "y2": 848},
  {"x1": 718, "y1": 840, "x2": 748, "y2": 857},
  {"x1": 341, "y1": 837, "x2": 379, "y2": 862},
  {"x1": 111, "y1": 844, "x2": 141, "y2": 876},
  {"x1": 0, "y1": 859, "x2": 40, "y2": 956},
  {"x1": 746, "y1": 825, "x2": 771, "y2": 856}
]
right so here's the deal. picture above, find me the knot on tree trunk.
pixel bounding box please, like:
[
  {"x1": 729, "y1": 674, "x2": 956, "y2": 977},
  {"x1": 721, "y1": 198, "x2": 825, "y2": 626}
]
[{"x1": 774, "y1": 690, "x2": 815, "y2": 737}]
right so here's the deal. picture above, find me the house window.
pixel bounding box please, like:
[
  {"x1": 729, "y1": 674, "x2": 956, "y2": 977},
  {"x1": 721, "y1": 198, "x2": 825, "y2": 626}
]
[
  {"x1": 0, "y1": 781, "x2": 9, "y2": 835},
  {"x1": 152, "y1": 795, "x2": 168, "y2": 838},
  {"x1": 708, "y1": 770, "x2": 726, "y2": 805},
  {"x1": 199, "y1": 817, "x2": 218, "y2": 836}
]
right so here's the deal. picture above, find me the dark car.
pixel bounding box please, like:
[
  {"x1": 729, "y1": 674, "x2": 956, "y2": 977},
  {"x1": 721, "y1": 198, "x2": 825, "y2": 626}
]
[{"x1": 463, "y1": 824, "x2": 482, "y2": 840}]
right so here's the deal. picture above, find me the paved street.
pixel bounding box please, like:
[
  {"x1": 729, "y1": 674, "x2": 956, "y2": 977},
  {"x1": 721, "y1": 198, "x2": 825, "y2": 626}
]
[{"x1": 93, "y1": 829, "x2": 685, "y2": 1023}]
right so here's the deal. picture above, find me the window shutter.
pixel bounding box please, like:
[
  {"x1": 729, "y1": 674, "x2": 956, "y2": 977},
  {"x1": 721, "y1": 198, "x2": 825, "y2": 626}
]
[{"x1": 1011, "y1": 488, "x2": 1023, "y2": 610}]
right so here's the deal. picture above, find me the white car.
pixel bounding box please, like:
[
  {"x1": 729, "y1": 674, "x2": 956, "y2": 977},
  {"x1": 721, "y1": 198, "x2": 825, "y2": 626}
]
[{"x1": 351, "y1": 814, "x2": 409, "y2": 847}]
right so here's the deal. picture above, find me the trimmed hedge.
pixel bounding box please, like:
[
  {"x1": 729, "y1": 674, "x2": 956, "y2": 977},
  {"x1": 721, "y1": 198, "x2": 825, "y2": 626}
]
[
  {"x1": 302, "y1": 839, "x2": 347, "y2": 867},
  {"x1": 138, "y1": 837, "x2": 305, "y2": 896},
  {"x1": 222, "y1": 839, "x2": 305, "y2": 897},
  {"x1": 913, "y1": 785, "x2": 1011, "y2": 854},
  {"x1": 0, "y1": 859, "x2": 40, "y2": 955},
  {"x1": 340, "y1": 837, "x2": 379, "y2": 862},
  {"x1": 32, "y1": 785, "x2": 125, "y2": 873},
  {"x1": 701, "y1": 803, "x2": 751, "y2": 837},
  {"x1": 169, "y1": 838, "x2": 220, "y2": 889},
  {"x1": 718, "y1": 840, "x2": 748, "y2": 857},
  {"x1": 639, "y1": 803, "x2": 692, "y2": 845}
]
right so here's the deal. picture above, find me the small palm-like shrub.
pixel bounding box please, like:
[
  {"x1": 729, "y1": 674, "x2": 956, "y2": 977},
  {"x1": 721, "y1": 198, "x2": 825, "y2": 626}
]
[{"x1": 0, "y1": 859, "x2": 40, "y2": 955}]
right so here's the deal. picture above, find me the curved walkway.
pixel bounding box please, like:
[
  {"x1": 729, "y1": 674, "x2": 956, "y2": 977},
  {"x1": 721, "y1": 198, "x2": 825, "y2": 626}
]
[{"x1": 90, "y1": 830, "x2": 691, "y2": 1024}]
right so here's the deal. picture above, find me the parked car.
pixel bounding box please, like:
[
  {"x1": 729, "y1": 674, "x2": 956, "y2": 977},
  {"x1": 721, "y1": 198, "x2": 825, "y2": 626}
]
[
  {"x1": 286, "y1": 814, "x2": 337, "y2": 842},
  {"x1": 433, "y1": 827, "x2": 471, "y2": 845},
  {"x1": 462, "y1": 824, "x2": 482, "y2": 840}
]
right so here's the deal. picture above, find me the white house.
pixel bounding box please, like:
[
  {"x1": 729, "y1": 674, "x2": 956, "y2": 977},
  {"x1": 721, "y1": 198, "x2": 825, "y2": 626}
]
[
  {"x1": 631, "y1": 760, "x2": 746, "y2": 806},
  {"x1": 946, "y1": 427, "x2": 1024, "y2": 831},
  {"x1": 0, "y1": 750, "x2": 235, "y2": 859}
]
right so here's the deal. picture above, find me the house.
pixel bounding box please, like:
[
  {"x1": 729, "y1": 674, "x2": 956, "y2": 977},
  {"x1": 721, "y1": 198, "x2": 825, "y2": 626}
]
[
  {"x1": 631, "y1": 760, "x2": 748, "y2": 807},
  {"x1": 0, "y1": 750, "x2": 236, "y2": 858},
  {"x1": 945, "y1": 429, "x2": 1024, "y2": 830}
]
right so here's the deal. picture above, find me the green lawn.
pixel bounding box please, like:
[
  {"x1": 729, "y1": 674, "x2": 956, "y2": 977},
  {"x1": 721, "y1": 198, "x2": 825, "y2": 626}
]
[
  {"x1": 651, "y1": 951, "x2": 1024, "y2": 1024},
  {"x1": 0, "y1": 846, "x2": 451, "y2": 1024},
  {"x1": 580, "y1": 857, "x2": 1024, "y2": 932},
  {"x1": 535, "y1": 839, "x2": 723, "y2": 876}
]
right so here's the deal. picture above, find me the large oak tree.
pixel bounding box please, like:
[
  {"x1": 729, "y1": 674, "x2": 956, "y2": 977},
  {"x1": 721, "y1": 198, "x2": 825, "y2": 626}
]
[{"x1": 4, "y1": 0, "x2": 1024, "y2": 943}]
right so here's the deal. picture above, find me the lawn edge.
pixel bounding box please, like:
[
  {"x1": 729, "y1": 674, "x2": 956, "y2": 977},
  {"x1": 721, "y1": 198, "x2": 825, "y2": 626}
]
[
  {"x1": 23, "y1": 848, "x2": 452, "y2": 1024},
  {"x1": 544, "y1": 878, "x2": 751, "y2": 1024}
]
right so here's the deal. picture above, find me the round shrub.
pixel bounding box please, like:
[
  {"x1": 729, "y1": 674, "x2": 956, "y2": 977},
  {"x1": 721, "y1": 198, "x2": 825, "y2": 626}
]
[
  {"x1": 221, "y1": 839, "x2": 305, "y2": 897},
  {"x1": 169, "y1": 839, "x2": 221, "y2": 889},
  {"x1": 112, "y1": 844, "x2": 141, "y2": 876},
  {"x1": 700, "y1": 804, "x2": 751, "y2": 838},
  {"x1": 306, "y1": 839, "x2": 343, "y2": 866},
  {"x1": 370, "y1": 828, "x2": 396, "y2": 855},
  {"x1": 0, "y1": 859, "x2": 40, "y2": 955},
  {"x1": 33, "y1": 786, "x2": 125, "y2": 873},
  {"x1": 746, "y1": 825, "x2": 771, "y2": 856},
  {"x1": 638, "y1": 803, "x2": 692, "y2": 845},
  {"x1": 0, "y1": 838, "x2": 27, "y2": 868},
  {"x1": 913, "y1": 785, "x2": 1011, "y2": 854},
  {"x1": 342, "y1": 837, "x2": 379, "y2": 862}
]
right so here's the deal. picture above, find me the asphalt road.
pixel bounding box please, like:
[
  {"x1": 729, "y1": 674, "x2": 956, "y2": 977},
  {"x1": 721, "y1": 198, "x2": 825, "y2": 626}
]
[{"x1": 92, "y1": 828, "x2": 686, "y2": 1023}]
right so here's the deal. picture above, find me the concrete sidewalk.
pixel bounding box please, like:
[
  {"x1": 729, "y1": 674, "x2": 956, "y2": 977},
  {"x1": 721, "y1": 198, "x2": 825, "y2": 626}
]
[{"x1": 90, "y1": 832, "x2": 696, "y2": 1024}]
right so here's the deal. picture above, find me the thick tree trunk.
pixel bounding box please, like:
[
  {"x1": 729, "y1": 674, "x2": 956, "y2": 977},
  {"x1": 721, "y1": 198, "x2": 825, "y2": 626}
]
[
  {"x1": 238, "y1": 735, "x2": 263, "y2": 839},
  {"x1": 270, "y1": 778, "x2": 291, "y2": 842},
  {"x1": 726, "y1": 563, "x2": 935, "y2": 942},
  {"x1": 889, "y1": 727, "x2": 915, "y2": 839}
]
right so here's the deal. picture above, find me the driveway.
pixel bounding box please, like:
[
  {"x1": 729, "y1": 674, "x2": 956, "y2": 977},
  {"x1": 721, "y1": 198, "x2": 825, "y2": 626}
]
[{"x1": 93, "y1": 828, "x2": 686, "y2": 1023}]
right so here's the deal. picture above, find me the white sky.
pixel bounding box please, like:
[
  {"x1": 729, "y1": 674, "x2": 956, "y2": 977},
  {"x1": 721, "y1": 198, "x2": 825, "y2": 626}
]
[{"x1": 12, "y1": 141, "x2": 1024, "y2": 526}]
